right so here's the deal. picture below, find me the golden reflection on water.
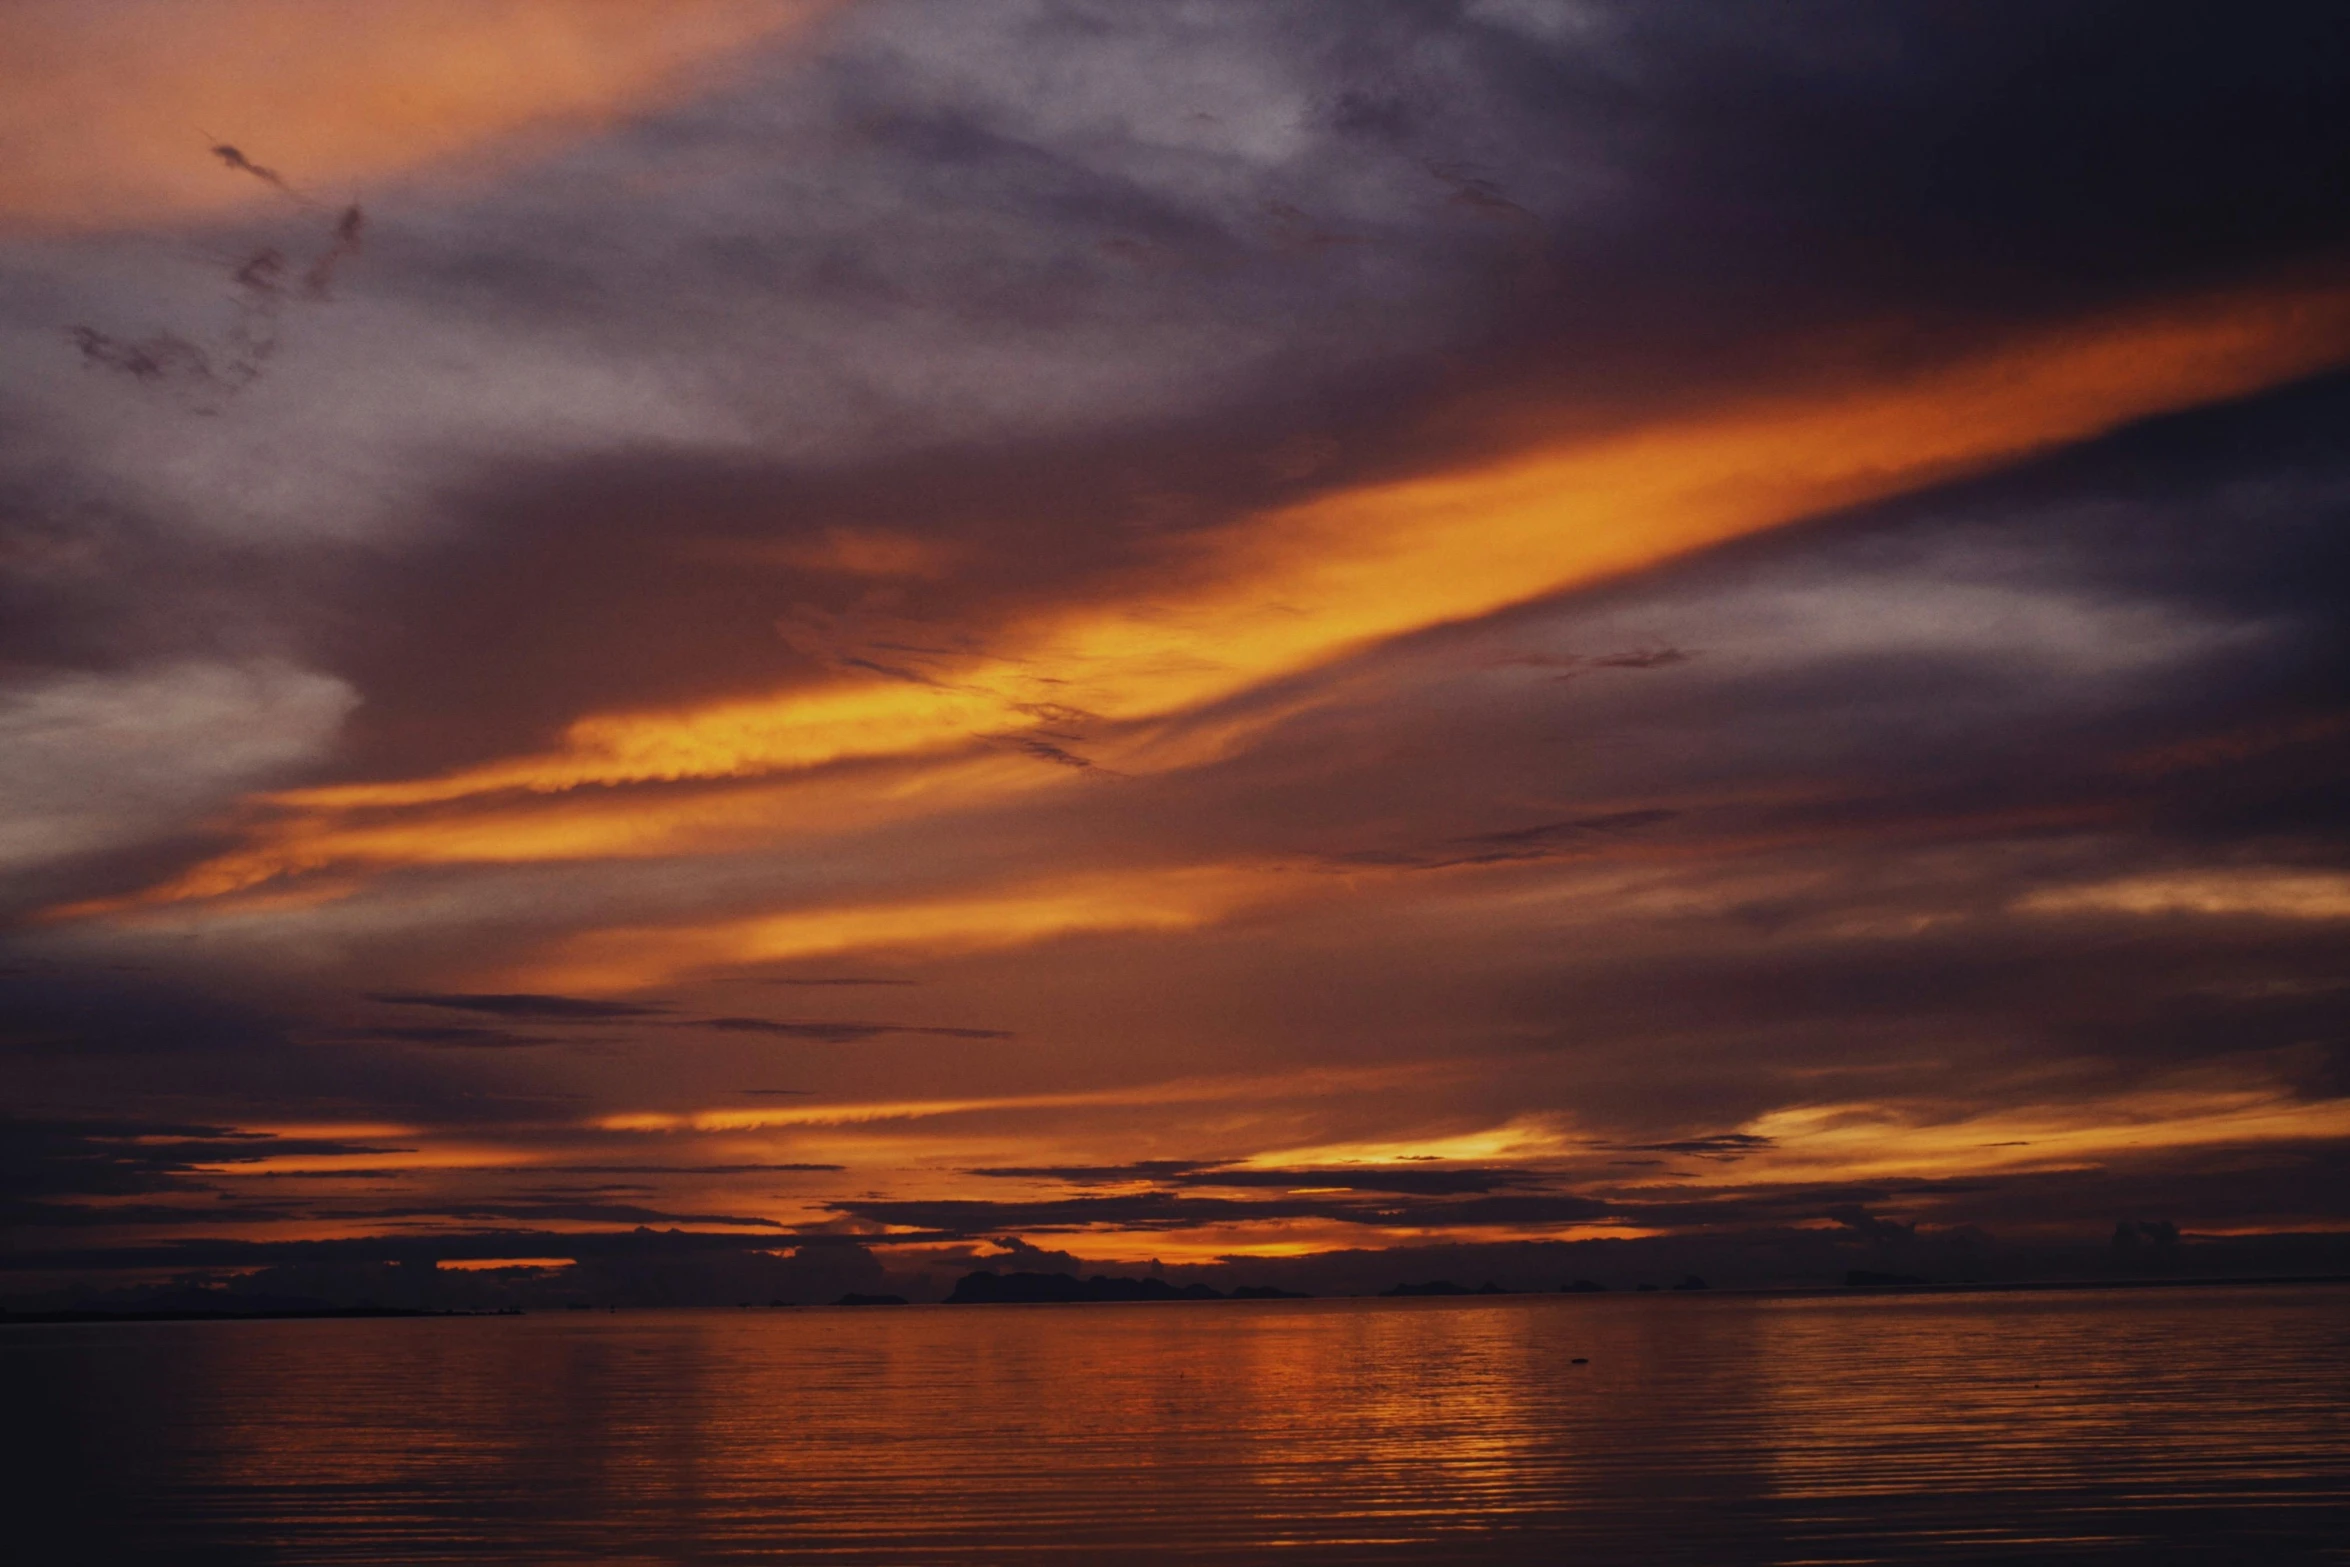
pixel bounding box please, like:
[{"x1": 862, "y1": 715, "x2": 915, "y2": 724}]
[{"x1": 8, "y1": 1287, "x2": 2348, "y2": 1563}]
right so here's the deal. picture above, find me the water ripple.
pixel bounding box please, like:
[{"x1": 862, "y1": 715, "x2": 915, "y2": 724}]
[{"x1": 7, "y1": 1285, "x2": 2347, "y2": 1563}]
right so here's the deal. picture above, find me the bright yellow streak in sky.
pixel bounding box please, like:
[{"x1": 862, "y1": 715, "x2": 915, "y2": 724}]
[
  {"x1": 1237, "y1": 1116, "x2": 1576, "y2": 1170},
  {"x1": 515, "y1": 865, "x2": 1290, "y2": 992},
  {"x1": 2016, "y1": 868, "x2": 2350, "y2": 921},
  {"x1": 593, "y1": 1061, "x2": 1443, "y2": 1135},
  {"x1": 63, "y1": 748, "x2": 1058, "y2": 917},
  {"x1": 290, "y1": 282, "x2": 2350, "y2": 807},
  {"x1": 64, "y1": 279, "x2": 2350, "y2": 927},
  {"x1": 1733, "y1": 1090, "x2": 2350, "y2": 1184}
]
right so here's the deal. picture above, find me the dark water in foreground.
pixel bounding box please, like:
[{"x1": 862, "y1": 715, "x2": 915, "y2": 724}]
[{"x1": 7, "y1": 1286, "x2": 2348, "y2": 1564}]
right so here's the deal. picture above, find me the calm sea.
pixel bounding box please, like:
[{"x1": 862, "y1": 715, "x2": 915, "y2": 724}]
[{"x1": 7, "y1": 1285, "x2": 2347, "y2": 1564}]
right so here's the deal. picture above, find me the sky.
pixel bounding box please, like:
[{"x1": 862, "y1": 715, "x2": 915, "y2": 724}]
[{"x1": 4, "y1": 0, "x2": 2349, "y2": 1305}]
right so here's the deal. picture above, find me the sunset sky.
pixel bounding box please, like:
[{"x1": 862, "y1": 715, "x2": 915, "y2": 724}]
[{"x1": 6, "y1": 1, "x2": 2349, "y2": 1303}]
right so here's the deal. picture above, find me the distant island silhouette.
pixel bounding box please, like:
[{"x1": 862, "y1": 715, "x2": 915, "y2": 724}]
[
  {"x1": 945, "y1": 1271, "x2": 1306, "y2": 1304},
  {"x1": 1380, "y1": 1280, "x2": 1512, "y2": 1297},
  {"x1": 0, "y1": 1305, "x2": 499, "y2": 1324},
  {"x1": 835, "y1": 1292, "x2": 909, "y2": 1306},
  {"x1": 1845, "y1": 1269, "x2": 1931, "y2": 1288}
]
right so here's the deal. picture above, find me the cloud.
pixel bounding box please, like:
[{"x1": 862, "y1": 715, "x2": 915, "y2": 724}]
[
  {"x1": 1612, "y1": 1134, "x2": 1775, "y2": 1159},
  {"x1": 965, "y1": 1162, "x2": 1212, "y2": 1186},
  {"x1": 0, "y1": 0, "x2": 833, "y2": 229},
  {"x1": 508, "y1": 869, "x2": 1284, "y2": 993},
  {"x1": 207, "y1": 144, "x2": 293, "y2": 197},
  {"x1": 533, "y1": 1164, "x2": 844, "y2": 1176},
  {"x1": 1345, "y1": 808, "x2": 1684, "y2": 870},
  {"x1": 302, "y1": 205, "x2": 365, "y2": 299},
  {"x1": 0, "y1": 1116, "x2": 409, "y2": 1201},
  {"x1": 78, "y1": 277, "x2": 2350, "y2": 927},
  {"x1": 336, "y1": 1025, "x2": 557, "y2": 1049},
  {"x1": 1587, "y1": 648, "x2": 1694, "y2": 671},
  {"x1": 5, "y1": 2, "x2": 2350, "y2": 1298},
  {"x1": 364, "y1": 991, "x2": 669, "y2": 1020},
  {"x1": 66, "y1": 199, "x2": 367, "y2": 407},
  {"x1": 692, "y1": 1017, "x2": 1011, "y2": 1044},
  {"x1": 0, "y1": 1224, "x2": 822, "y2": 1276},
  {"x1": 1189, "y1": 1165, "x2": 1551, "y2": 1196},
  {"x1": 757, "y1": 976, "x2": 918, "y2": 988},
  {"x1": 339, "y1": 1201, "x2": 784, "y2": 1230},
  {"x1": 825, "y1": 1185, "x2": 1616, "y2": 1239},
  {"x1": 966, "y1": 1162, "x2": 1547, "y2": 1196},
  {"x1": 0, "y1": 661, "x2": 354, "y2": 874},
  {"x1": 1826, "y1": 1204, "x2": 1917, "y2": 1246},
  {"x1": 2016, "y1": 869, "x2": 2350, "y2": 922}
]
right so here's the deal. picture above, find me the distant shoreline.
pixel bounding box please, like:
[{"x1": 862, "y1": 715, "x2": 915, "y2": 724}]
[
  {"x1": 913, "y1": 1273, "x2": 2350, "y2": 1307},
  {"x1": 0, "y1": 1306, "x2": 521, "y2": 1326},
  {"x1": 6, "y1": 1273, "x2": 2346, "y2": 1325},
  {"x1": 1768, "y1": 1272, "x2": 2350, "y2": 1299}
]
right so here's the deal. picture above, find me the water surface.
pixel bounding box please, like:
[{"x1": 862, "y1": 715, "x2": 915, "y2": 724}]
[{"x1": 9, "y1": 1285, "x2": 2348, "y2": 1563}]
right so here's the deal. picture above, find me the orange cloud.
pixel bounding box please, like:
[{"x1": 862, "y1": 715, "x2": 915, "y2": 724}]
[
  {"x1": 56, "y1": 748, "x2": 1062, "y2": 920},
  {"x1": 0, "y1": 0, "x2": 834, "y2": 231},
  {"x1": 594, "y1": 1060, "x2": 1446, "y2": 1135},
  {"x1": 278, "y1": 278, "x2": 2350, "y2": 807},
  {"x1": 1719, "y1": 1089, "x2": 2350, "y2": 1186},
  {"x1": 2015, "y1": 868, "x2": 2350, "y2": 921},
  {"x1": 515, "y1": 864, "x2": 1293, "y2": 993},
  {"x1": 61, "y1": 276, "x2": 2350, "y2": 931}
]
